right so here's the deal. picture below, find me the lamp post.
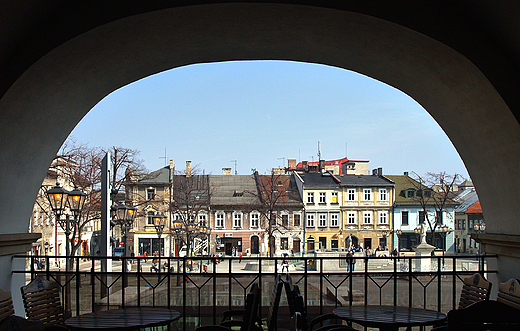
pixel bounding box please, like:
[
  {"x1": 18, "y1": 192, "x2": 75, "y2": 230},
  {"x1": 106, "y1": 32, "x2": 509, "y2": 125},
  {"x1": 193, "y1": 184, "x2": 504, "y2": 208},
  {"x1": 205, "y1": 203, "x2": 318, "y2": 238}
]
[
  {"x1": 153, "y1": 213, "x2": 167, "y2": 257},
  {"x1": 438, "y1": 225, "x2": 453, "y2": 267},
  {"x1": 473, "y1": 222, "x2": 486, "y2": 255},
  {"x1": 45, "y1": 183, "x2": 86, "y2": 313},
  {"x1": 115, "y1": 203, "x2": 137, "y2": 257},
  {"x1": 396, "y1": 230, "x2": 402, "y2": 257},
  {"x1": 46, "y1": 184, "x2": 87, "y2": 271},
  {"x1": 381, "y1": 229, "x2": 393, "y2": 251}
]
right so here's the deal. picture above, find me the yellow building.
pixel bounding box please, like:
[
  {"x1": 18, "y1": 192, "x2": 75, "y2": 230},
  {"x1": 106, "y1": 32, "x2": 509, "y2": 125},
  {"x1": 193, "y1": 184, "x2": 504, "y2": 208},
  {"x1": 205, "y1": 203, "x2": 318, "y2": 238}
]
[{"x1": 294, "y1": 168, "x2": 394, "y2": 253}]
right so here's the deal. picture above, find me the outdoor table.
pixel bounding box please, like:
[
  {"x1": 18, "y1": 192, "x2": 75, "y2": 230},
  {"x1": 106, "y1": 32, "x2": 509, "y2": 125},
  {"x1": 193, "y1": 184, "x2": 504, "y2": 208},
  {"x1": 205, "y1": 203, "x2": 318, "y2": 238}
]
[
  {"x1": 333, "y1": 305, "x2": 446, "y2": 331},
  {"x1": 65, "y1": 307, "x2": 181, "y2": 330}
]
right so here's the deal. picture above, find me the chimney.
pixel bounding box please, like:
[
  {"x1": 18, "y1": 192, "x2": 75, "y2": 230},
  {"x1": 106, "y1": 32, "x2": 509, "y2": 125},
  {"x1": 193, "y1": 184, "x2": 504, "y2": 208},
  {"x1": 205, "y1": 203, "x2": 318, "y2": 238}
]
[
  {"x1": 302, "y1": 161, "x2": 308, "y2": 172},
  {"x1": 404, "y1": 171, "x2": 409, "y2": 177},
  {"x1": 222, "y1": 168, "x2": 232, "y2": 175},
  {"x1": 186, "y1": 161, "x2": 192, "y2": 177},
  {"x1": 378, "y1": 167, "x2": 382, "y2": 176},
  {"x1": 319, "y1": 160, "x2": 325, "y2": 173},
  {"x1": 169, "y1": 159, "x2": 175, "y2": 181},
  {"x1": 288, "y1": 159, "x2": 296, "y2": 169}
]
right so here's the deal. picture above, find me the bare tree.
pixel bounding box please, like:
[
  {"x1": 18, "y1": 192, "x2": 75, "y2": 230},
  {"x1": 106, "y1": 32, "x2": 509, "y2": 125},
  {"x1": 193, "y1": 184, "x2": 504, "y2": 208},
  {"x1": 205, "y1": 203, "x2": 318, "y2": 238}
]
[
  {"x1": 168, "y1": 166, "x2": 212, "y2": 257},
  {"x1": 409, "y1": 171, "x2": 462, "y2": 246},
  {"x1": 47, "y1": 138, "x2": 145, "y2": 267},
  {"x1": 252, "y1": 171, "x2": 302, "y2": 257}
]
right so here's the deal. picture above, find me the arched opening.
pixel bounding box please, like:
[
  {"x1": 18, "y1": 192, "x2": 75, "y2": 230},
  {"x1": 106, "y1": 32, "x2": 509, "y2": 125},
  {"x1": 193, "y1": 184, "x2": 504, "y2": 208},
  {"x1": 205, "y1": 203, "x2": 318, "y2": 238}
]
[{"x1": 2, "y1": 3, "x2": 520, "y2": 290}]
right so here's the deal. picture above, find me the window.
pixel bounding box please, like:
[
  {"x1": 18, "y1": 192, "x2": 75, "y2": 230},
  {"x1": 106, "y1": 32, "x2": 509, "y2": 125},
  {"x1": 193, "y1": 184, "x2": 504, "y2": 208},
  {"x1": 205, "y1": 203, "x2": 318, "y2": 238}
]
[
  {"x1": 250, "y1": 213, "x2": 259, "y2": 228},
  {"x1": 363, "y1": 189, "x2": 372, "y2": 201},
  {"x1": 306, "y1": 214, "x2": 315, "y2": 227},
  {"x1": 363, "y1": 211, "x2": 372, "y2": 224},
  {"x1": 347, "y1": 189, "x2": 356, "y2": 201},
  {"x1": 347, "y1": 211, "x2": 356, "y2": 224},
  {"x1": 280, "y1": 237, "x2": 289, "y2": 250},
  {"x1": 318, "y1": 213, "x2": 327, "y2": 227},
  {"x1": 379, "y1": 189, "x2": 387, "y2": 201},
  {"x1": 436, "y1": 211, "x2": 443, "y2": 224},
  {"x1": 379, "y1": 211, "x2": 388, "y2": 224},
  {"x1": 281, "y1": 214, "x2": 288, "y2": 227},
  {"x1": 198, "y1": 213, "x2": 207, "y2": 226},
  {"x1": 307, "y1": 192, "x2": 314, "y2": 203},
  {"x1": 147, "y1": 211, "x2": 155, "y2": 225},
  {"x1": 293, "y1": 214, "x2": 301, "y2": 227},
  {"x1": 402, "y1": 211, "x2": 409, "y2": 225},
  {"x1": 331, "y1": 192, "x2": 338, "y2": 203},
  {"x1": 233, "y1": 213, "x2": 242, "y2": 228},
  {"x1": 146, "y1": 187, "x2": 155, "y2": 200},
  {"x1": 319, "y1": 192, "x2": 326, "y2": 203},
  {"x1": 330, "y1": 213, "x2": 339, "y2": 227},
  {"x1": 216, "y1": 213, "x2": 224, "y2": 228},
  {"x1": 406, "y1": 190, "x2": 415, "y2": 198}
]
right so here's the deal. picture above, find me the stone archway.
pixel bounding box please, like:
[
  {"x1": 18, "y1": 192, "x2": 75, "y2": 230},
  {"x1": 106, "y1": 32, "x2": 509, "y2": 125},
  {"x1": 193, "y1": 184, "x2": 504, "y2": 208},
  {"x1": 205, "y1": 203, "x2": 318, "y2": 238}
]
[{"x1": 1, "y1": 3, "x2": 520, "y2": 289}]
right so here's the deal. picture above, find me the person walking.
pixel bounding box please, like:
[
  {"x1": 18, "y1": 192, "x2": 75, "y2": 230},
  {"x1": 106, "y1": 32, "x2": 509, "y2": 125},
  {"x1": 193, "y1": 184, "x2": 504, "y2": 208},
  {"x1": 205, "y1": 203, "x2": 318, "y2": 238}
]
[{"x1": 281, "y1": 253, "x2": 289, "y2": 273}]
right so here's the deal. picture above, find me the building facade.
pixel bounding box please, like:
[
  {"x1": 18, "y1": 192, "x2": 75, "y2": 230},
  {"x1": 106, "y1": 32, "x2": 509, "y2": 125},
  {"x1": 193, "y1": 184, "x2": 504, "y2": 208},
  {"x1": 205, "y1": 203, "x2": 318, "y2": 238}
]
[
  {"x1": 294, "y1": 168, "x2": 395, "y2": 253},
  {"x1": 387, "y1": 174, "x2": 457, "y2": 253}
]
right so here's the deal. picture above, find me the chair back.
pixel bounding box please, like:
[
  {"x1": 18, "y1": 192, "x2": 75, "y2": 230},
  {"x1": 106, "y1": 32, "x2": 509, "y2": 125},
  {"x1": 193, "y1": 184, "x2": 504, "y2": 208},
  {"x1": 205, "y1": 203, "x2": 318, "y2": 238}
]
[
  {"x1": 497, "y1": 278, "x2": 520, "y2": 310},
  {"x1": 447, "y1": 300, "x2": 520, "y2": 330},
  {"x1": 0, "y1": 288, "x2": 14, "y2": 322},
  {"x1": 242, "y1": 282, "x2": 261, "y2": 331},
  {"x1": 267, "y1": 274, "x2": 284, "y2": 331},
  {"x1": 458, "y1": 273, "x2": 492, "y2": 309},
  {"x1": 20, "y1": 277, "x2": 65, "y2": 327}
]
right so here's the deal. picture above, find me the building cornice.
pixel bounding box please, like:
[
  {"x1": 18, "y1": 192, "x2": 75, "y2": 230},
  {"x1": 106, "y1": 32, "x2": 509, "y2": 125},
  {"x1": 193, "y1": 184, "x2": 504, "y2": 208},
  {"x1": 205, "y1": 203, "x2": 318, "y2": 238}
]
[
  {"x1": 473, "y1": 233, "x2": 520, "y2": 258},
  {"x1": 0, "y1": 233, "x2": 41, "y2": 256}
]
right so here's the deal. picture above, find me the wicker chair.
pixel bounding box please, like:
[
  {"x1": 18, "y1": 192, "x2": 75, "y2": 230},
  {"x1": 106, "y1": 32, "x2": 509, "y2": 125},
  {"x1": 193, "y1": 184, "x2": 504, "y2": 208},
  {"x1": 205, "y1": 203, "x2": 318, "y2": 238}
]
[{"x1": 20, "y1": 277, "x2": 66, "y2": 329}]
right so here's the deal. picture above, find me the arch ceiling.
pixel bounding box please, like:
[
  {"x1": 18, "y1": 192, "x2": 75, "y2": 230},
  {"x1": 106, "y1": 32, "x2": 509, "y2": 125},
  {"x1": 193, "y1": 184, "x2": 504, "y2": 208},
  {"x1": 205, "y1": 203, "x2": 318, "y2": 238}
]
[{"x1": 0, "y1": 2, "x2": 519, "y2": 276}]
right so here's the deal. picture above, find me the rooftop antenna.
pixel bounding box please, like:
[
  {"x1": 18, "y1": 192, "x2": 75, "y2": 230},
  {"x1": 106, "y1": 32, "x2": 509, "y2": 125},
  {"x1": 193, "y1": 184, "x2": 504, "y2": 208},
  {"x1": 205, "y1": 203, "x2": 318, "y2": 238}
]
[
  {"x1": 318, "y1": 141, "x2": 322, "y2": 160},
  {"x1": 159, "y1": 147, "x2": 167, "y2": 166},
  {"x1": 231, "y1": 160, "x2": 237, "y2": 175}
]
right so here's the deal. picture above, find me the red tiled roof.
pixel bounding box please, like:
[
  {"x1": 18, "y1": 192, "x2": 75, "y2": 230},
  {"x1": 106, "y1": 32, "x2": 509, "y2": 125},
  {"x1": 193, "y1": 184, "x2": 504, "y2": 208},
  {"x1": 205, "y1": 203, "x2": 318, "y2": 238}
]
[{"x1": 466, "y1": 200, "x2": 482, "y2": 214}]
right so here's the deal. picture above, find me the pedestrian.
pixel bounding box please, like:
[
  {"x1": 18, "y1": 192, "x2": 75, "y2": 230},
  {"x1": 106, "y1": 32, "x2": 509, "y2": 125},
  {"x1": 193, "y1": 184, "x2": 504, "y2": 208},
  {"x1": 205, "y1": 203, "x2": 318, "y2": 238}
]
[
  {"x1": 281, "y1": 253, "x2": 289, "y2": 273},
  {"x1": 346, "y1": 252, "x2": 353, "y2": 272},
  {"x1": 239, "y1": 252, "x2": 242, "y2": 263}
]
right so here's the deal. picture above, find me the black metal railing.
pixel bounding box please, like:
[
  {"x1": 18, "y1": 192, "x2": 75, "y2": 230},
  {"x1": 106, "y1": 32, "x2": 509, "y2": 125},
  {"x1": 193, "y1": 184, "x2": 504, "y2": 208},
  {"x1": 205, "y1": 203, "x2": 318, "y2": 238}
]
[{"x1": 14, "y1": 254, "x2": 496, "y2": 331}]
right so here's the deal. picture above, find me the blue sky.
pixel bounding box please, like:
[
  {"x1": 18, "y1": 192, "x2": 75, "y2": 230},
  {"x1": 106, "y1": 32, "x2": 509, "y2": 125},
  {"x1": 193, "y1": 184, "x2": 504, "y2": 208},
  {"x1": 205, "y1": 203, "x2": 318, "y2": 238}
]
[{"x1": 67, "y1": 60, "x2": 469, "y2": 179}]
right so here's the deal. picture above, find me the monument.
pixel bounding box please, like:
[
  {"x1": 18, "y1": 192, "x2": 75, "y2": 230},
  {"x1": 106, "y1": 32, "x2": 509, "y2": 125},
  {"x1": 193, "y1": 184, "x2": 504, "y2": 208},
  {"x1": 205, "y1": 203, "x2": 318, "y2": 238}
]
[{"x1": 412, "y1": 222, "x2": 435, "y2": 271}]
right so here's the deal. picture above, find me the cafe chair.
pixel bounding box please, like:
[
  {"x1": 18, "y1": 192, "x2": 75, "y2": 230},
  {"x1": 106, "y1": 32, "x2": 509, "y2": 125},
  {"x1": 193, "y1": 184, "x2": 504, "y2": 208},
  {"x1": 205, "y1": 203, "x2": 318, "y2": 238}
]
[
  {"x1": 266, "y1": 274, "x2": 284, "y2": 331},
  {"x1": 0, "y1": 288, "x2": 14, "y2": 323},
  {"x1": 458, "y1": 273, "x2": 492, "y2": 309},
  {"x1": 0, "y1": 287, "x2": 44, "y2": 331},
  {"x1": 497, "y1": 278, "x2": 520, "y2": 309},
  {"x1": 20, "y1": 277, "x2": 68, "y2": 330},
  {"x1": 199, "y1": 282, "x2": 261, "y2": 331},
  {"x1": 286, "y1": 283, "x2": 352, "y2": 331},
  {"x1": 446, "y1": 300, "x2": 520, "y2": 330}
]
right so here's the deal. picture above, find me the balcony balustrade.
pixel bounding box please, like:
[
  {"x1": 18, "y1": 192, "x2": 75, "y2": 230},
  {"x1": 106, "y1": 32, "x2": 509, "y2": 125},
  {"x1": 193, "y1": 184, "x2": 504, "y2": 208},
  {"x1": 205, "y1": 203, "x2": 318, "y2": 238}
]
[{"x1": 13, "y1": 254, "x2": 495, "y2": 331}]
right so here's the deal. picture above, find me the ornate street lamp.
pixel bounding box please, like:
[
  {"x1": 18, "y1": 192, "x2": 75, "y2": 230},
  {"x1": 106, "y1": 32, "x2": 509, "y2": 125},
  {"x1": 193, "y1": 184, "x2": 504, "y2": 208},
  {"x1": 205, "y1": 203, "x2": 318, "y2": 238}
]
[
  {"x1": 438, "y1": 225, "x2": 453, "y2": 266},
  {"x1": 46, "y1": 184, "x2": 86, "y2": 270},
  {"x1": 396, "y1": 230, "x2": 403, "y2": 256},
  {"x1": 153, "y1": 213, "x2": 167, "y2": 257},
  {"x1": 115, "y1": 203, "x2": 137, "y2": 256},
  {"x1": 473, "y1": 222, "x2": 486, "y2": 232},
  {"x1": 46, "y1": 183, "x2": 69, "y2": 216},
  {"x1": 67, "y1": 187, "x2": 87, "y2": 216}
]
